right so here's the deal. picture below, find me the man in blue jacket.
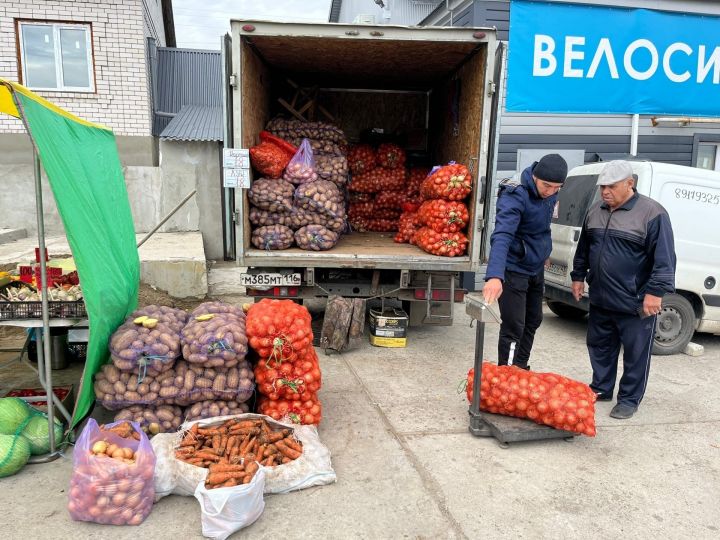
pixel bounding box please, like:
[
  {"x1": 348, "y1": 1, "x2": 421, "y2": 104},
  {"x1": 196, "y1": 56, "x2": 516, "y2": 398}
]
[
  {"x1": 571, "y1": 160, "x2": 676, "y2": 419},
  {"x1": 483, "y1": 154, "x2": 568, "y2": 370}
]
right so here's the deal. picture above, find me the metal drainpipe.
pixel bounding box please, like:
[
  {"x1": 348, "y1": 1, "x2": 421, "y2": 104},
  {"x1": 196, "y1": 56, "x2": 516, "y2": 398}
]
[{"x1": 630, "y1": 114, "x2": 639, "y2": 156}]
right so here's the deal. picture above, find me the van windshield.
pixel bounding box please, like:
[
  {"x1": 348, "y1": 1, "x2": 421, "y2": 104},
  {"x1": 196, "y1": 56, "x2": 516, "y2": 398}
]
[{"x1": 554, "y1": 174, "x2": 600, "y2": 227}]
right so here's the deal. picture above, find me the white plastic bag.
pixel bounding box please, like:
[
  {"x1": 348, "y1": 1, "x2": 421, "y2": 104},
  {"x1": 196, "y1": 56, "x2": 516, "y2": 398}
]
[
  {"x1": 152, "y1": 413, "x2": 336, "y2": 498},
  {"x1": 194, "y1": 469, "x2": 265, "y2": 540}
]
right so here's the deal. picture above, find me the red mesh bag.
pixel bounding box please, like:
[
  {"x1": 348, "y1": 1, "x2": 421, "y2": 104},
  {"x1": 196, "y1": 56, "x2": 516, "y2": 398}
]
[
  {"x1": 417, "y1": 200, "x2": 470, "y2": 233},
  {"x1": 414, "y1": 227, "x2": 468, "y2": 257},
  {"x1": 350, "y1": 167, "x2": 405, "y2": 193},
  {"x1": 249, "y1": 142, "x2": 293, "y2": 179},
  {"x1": 466, "y1": 363, "x2": 597, "y2": 437},
  {"x1": 376, "y1": 143, "x2": 406, "y2": 169},
  {"x1": 394, "y1": 212, "x2": 421, "y2": 244},
  {"x1": 348, "y1": 144, "x2": 377, "y2": 175},
  {"x1": 374, "y1": 190, "x2": 406, "y2": 210},
  {"x1": 421, "y1": 163, "x2": 473, "y2": 201},
  {"x1": 246, "y1": 299, "x2": 313, "y2": 362},
  {"x1": 254, "y1": 347, "x2": 322, "y2": 400},
  {"x1": 257, "y1": 393, "x2": 322, "y2": 425}
]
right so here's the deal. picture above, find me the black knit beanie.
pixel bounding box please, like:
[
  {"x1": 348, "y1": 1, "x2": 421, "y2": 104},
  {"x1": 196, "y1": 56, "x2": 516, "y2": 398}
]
[{"x1": 533, "y1": 154, "x2": 568, "y2": 184}]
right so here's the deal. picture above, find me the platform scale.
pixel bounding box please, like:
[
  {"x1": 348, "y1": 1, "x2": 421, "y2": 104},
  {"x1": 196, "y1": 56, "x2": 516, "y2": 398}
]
[{"x1": 465, "y1": 293, "x2": 574, "y2": 447}]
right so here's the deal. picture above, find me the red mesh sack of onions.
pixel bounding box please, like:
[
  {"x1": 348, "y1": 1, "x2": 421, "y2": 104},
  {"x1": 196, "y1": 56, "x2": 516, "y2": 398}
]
[
  {"x1": 376, "y1": 142, "x2": 406, "y2": 169},
  {"x1": 350, "y1": 167, "x2": 405, "y2": 193},
  {"x1": 466, "y1": 363, "x2": 597, "y2": 437},
  {"x1": 414, "y1": 227, "x2": 468, "y2": 257},
  {"x1": 417, "y1": 200, "x2": 470, "y2": 233},
  {"x1": 394, "y1": 211, "x2": 422, "y2": 244},
  {"x1": 348, "y1": 144, "x2": 377, "y2": 175},
  {"x1": 374, "y1": 190, "x2": 406, "y2": 209},
  {"x1": 246, "y1": 299, "x2": 313, "y2": 363},
  {"x1": 420, "y1": 163, "x2": 473, "y2": 201}
]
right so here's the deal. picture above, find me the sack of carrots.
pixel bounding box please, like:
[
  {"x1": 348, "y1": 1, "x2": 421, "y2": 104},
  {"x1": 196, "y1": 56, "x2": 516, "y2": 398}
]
[{"x1": 151, "y1": 413, "x2": 336, "y2": 497}]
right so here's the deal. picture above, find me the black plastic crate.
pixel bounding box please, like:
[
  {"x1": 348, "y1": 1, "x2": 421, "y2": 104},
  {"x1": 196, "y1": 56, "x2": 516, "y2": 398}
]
[
  {"x1": 27, "y1": 340, "x2": 87, "y2": 363},
  {"x1": 0, "y1": 299, "x2": 86, "y2": 320}
]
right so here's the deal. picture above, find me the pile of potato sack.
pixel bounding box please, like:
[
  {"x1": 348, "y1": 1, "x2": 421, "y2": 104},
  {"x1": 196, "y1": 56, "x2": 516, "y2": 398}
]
[
  {"x1": 94, "y1": 299, "x2": 321, "y2": 434},
  {"x1": 248, "y1": 119, "x2": 350, "y2": 252}
]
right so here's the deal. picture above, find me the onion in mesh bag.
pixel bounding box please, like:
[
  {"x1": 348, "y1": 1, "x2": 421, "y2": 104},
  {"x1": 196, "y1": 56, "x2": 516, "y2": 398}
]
[
  {"x1": 294, "y1": 225, "x2": 339, "y2": 251},
  {"x1": 181, "y1": 312, "x2": 248, "y2": 368},
  {"x1": 251, "y1": 225, "x2": 294, "y2": 250}
]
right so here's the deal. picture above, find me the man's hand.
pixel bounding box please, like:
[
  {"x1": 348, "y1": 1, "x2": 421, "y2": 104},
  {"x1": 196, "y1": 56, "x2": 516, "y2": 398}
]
[
  {"x1": 643, "y1": 294, "x2": 663, "y2": 317},
  {"x1": 544, "y1": 258, "x2": 551, "y2": 270},
  {"x1": 482, "y1": 278, "x2": 503, "y2": 305},
  {"x1": 571, "y1": 281, "x2": 585, "y2": 302}
]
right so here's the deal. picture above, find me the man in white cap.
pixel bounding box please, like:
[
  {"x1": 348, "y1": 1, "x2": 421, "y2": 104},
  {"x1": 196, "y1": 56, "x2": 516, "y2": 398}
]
[{"x1": 570, "y1": 160, "x2": 676, "y2": 419}]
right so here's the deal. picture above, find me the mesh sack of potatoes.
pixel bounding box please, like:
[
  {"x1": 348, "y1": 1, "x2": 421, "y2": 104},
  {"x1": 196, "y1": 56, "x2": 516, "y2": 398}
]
[
  {"x1": 183, "y1": 399, "x2": 251, "y2": 422},
  {"x1": 248, "y1": 178, "x2": 295, "y2": 213},
  {"x1": 109, "y1": 317, "x2": 181, "y2": 375},
  {"x1": 181, "y1": 312, "x2": 248, "y2": 368},
  {"x1": 251, "y1": 225, "x2": 295, "y2": 250},
  {"x1": 164, "y1": 360, "x2": 255, "y2": 406},
  {"x1": 114, "y1": 405, "x2": 183, "y2": 436}
]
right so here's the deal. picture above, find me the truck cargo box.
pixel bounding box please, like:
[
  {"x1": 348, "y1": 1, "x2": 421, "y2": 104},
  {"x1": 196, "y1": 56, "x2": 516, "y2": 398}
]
[{"x1": 230, "y1": 21, "x2": 498, "y2": 272}]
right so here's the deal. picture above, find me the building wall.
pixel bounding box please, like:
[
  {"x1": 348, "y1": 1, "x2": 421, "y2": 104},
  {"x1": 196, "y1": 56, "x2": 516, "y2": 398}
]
[
  {"x1": 427, "y1": 0, "x2": 720, "y2": 174},
  {"x1": 0, "y1": 0, "x2": 152, "y2": 137},
  {"x1": 142, "y1": 0, "x2": 166, "y2": 46},
  {"x1": 338, "y1": 0, "x2": 443, "y2": 25},
  {"x1": 0, "y1": 141, "x2": 223, "y2": 260}
]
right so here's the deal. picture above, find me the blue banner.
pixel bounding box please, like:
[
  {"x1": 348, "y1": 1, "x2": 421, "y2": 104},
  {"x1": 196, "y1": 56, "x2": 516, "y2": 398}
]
[{"x1": 507, "y1": 0, "x2": 720, "y2": 116}]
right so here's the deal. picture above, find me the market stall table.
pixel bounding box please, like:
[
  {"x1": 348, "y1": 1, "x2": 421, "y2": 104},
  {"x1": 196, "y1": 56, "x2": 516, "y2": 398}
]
[
  {"x1": 465, "y1": 293, "x2": 574, "y2": 447},
  {"x1": 0, "y1": 317, "x2": 86, "y2": 461}
]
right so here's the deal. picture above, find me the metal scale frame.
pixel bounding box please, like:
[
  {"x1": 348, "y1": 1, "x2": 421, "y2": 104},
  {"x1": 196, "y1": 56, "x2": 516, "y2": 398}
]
[{"x1": 465, "y1": 293, "x2": 574, "y2": 447}]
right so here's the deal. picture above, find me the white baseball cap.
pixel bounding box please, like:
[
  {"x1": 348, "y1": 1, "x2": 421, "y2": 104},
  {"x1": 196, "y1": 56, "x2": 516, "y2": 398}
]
[{"x1": 597, "y1": 160, "x2": 634, "y2": 186}]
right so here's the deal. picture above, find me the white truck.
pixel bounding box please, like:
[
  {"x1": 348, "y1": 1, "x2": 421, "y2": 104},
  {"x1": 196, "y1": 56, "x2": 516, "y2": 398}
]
[
  {"x1": 227, "y1": 21, "x2": 501, "y2": 325},
  {"x1": 544, "y1": 160, "x2": 720, "y2": 355}
]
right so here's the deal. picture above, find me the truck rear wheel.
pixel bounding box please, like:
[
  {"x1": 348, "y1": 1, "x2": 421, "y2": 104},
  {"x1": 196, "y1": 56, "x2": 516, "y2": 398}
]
[
  {"x1": 546, "y1": 300, "x2": 587, "y2": 320},
  {"x1": 652, "y1": 294, "x2": 696, "y2": 356}
]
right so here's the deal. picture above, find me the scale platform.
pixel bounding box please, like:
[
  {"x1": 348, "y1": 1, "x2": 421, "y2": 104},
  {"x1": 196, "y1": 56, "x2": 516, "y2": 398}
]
[{"x1": 465, "y1": 293, "x2": 575, "y2": 447}]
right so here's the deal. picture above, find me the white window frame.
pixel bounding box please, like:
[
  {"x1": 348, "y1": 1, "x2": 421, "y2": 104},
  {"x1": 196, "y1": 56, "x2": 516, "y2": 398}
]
[{"x1": 18, "y1": 21, "x2": 94, "y2": 92}]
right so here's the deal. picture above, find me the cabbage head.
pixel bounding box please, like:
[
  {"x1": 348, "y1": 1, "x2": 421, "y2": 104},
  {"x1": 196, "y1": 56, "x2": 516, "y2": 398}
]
[
  {"x1": 0, "y1": 398, "x2": 31, "y2": 435},
  {"x1": 0, "y1": 433, "x2": 30, "y2": 477},
  {"x1": 21, "y1": 415, "x2": 64, "y2": 455}
]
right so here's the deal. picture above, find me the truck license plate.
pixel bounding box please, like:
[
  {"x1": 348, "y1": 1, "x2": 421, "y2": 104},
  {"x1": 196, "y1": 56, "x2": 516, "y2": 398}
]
[
  {"x1": 546, "y1": 263, "x2": 567, "y2": 276},
  {"x1": 240, "y1": 273, "x2": 301, "y2": 288}
]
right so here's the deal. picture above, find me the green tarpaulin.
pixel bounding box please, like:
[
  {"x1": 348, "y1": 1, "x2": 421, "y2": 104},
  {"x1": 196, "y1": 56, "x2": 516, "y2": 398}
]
[{"x1": 0, "y1": 79, "x2": 139, "y2": 427}]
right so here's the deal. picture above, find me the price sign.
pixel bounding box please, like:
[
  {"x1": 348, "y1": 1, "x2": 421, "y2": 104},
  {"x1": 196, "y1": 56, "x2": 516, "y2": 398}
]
[{"x1": 223, "y1": 148, "x2": 251, "y2": 189}]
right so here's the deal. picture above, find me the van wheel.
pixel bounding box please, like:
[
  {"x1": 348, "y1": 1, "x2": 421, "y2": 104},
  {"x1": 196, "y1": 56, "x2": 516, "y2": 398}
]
[
  {"x1": 652, "y1": 294, "x2": 696, "y2": 356},
  {"x1": 546, "y1": 300, "x2": 587, "y2": 320}
]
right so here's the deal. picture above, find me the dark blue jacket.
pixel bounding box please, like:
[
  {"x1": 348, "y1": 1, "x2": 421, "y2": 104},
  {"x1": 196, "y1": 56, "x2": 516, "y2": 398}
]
[
  {"x1": 485, "y1": 163, "x2": 558, "y2": 280},
  {"x1": 570, "y1": 191, "x2": 676, "y2": 314}
]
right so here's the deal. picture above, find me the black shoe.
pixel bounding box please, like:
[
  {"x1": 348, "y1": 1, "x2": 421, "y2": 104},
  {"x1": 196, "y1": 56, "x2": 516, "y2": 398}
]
[
  {"x1": 610, "y1": 403, "x2": 637, "y2": 419},
  {"x1": 594, "y1": 391, "x2": 613, "y2": 402},
  {"x1": 513, "y1": 363, "x2": 530, "y2": 371}
]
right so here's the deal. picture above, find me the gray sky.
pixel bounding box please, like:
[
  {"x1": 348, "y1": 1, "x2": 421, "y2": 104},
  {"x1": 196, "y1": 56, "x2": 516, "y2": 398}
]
[{"x1": 172, "y1": 0, "x2": 333, "y2": 50}]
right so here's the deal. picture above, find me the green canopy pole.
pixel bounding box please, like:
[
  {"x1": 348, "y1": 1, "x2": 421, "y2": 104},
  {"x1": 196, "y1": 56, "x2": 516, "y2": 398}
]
[{"x1": 11, "y1": 89, "x2": 62, "y2": 462}]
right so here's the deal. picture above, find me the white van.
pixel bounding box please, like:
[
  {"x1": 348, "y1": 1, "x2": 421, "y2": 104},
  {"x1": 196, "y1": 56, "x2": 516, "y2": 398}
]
[{"x1": 544, "y1": 161, "x2": 720, "y2": 355}]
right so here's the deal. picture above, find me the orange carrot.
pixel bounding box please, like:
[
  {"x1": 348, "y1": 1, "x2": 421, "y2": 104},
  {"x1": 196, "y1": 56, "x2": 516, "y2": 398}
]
[
  {"x1": 275, "y1": 440, "x2": 302, "y2": 460},
  {"x1": 283, "y1": 437, "x2": 303, "y2": 453},
  {"x1": 206, "y1": 471, "x2": 247, "y2": 485}
]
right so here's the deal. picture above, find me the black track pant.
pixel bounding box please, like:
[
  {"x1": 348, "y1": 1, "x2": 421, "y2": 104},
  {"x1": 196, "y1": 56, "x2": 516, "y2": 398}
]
[
  {"x1": 587, "y1": 305, "x2": 655, "y2": 407},
  {"x1": 497, "y1": 270, "x2": 544, "y2": 368}
]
